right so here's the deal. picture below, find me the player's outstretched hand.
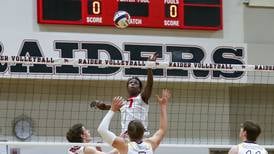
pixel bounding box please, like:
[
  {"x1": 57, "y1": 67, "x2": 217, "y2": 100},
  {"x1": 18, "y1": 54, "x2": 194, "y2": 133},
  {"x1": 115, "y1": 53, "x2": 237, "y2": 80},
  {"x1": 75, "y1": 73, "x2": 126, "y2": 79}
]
[
  {"x1": 148, "y1": 52, "x2": 159, "y2": 61},
  {"x1": 111, "y1": 96, "x2": 124, "y2": 112},
  {"x1": 156, "y1": 89, "x2": 171, "y2": 106},
  {"x1": 90, "y1": 100, "x2": 105, "y2": 110}
]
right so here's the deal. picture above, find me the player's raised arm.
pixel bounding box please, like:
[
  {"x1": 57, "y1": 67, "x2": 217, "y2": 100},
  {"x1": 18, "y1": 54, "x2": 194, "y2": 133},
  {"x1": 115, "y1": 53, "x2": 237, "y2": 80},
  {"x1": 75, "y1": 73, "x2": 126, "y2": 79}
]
[
  {"x1": 90, "y1": 100, "x2": 111, "y2": 110},
  {"x1": 97, "y1": 97, "x2": 128, "y2": 154},
  {"x1": 141, "y1": 53, "x2": 158, "y2": 103},
  {"x1": 145, "y1": 89, "x2": 171, "y2": 151}
]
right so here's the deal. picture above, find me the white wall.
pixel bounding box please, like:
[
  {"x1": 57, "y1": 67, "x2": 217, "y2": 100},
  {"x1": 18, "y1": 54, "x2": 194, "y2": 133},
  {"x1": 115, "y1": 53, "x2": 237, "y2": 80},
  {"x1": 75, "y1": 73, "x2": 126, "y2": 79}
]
[
  {"x1": 244, "y1": 6, "x2": 274, "y2": 65},
  {"x1": 1, "y1": 0, "x2": 274, "y2": 154},
  {"x1": 0, "y1": 0, "x2": 246, "y2": 55},
  {"x1": 2, "y1": 0, "x2": 273, "y2": 65}
]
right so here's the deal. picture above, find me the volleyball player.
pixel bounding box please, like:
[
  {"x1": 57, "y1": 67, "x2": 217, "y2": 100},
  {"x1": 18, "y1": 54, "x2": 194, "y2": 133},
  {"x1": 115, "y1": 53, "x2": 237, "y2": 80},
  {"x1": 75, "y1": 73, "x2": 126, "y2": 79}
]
[
  {"x1": 66, "y1": 123, "x2": 118, "y2": 154},
  {"x1": 228, "y1": 121, "x2": 268, "y2": 154},
  {"x1": 97, "y1": 89, "x2": 171, "y2": 154},
  {"x1": 92, "y1": 53, "x2": 158, "y2": 137}
]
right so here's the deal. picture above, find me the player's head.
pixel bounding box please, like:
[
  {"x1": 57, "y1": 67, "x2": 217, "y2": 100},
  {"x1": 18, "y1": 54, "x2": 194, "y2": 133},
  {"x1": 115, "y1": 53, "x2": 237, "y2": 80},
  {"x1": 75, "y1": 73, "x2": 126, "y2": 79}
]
[
  {"x1": 127, "y1": 120, "x2": 145, "y2": 142},
  {"x1": 239, "y1": 121, "x2": 261, "y2": 142},
  {"x1": 66, "y1": 123, "x2": 91, "y2": 143},
  {"x1": 127, "y1": 77, "x2": 143, "y2": 96}
]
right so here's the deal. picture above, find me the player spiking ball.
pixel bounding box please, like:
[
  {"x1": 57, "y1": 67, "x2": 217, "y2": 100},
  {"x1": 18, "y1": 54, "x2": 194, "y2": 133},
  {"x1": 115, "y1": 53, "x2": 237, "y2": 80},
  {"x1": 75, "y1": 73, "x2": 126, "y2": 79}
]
[{"x1": 91, "y1": 52, "x2": 159, "y2": 137}]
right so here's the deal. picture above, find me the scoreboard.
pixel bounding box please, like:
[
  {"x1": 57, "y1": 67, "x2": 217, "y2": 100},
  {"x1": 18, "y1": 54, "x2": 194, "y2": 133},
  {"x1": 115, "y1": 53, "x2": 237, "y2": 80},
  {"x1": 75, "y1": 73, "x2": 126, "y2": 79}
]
[{"x1": 37, "y1": 0, "x2": 222, "y2": 30}]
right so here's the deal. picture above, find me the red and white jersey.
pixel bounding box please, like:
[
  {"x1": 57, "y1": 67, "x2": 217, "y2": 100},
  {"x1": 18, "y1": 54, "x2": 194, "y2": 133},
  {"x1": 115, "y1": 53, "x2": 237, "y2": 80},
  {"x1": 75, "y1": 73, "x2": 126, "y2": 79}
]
[
  {"x1": 238, "y1": 142, "x2": 268, "y2": 154},
  {"x1": 68, "y1": 146, "x2": 84, "y2": 154},
  {"x1": 120, "y1": 94, "x2": 149, "y2": 134},
  {"x1": 127, "y1": 141, "x2": 153, "y2": 154}
]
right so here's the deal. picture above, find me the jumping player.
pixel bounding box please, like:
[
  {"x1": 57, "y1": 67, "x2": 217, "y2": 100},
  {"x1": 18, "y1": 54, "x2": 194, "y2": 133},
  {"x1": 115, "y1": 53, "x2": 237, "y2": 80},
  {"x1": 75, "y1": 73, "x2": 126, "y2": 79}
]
[
  {"x1": 66, "y1": 123, "x2": 118, "y2": 154},
  {"x1": 228, "y1": 121, "x2": 268, "y2": 154},
  {"x1": 93, "y1": 53, "x2": 158, "y2": 137},
  {"x1": 97, "y1": 89, "x2": 171, "y2": 154}
]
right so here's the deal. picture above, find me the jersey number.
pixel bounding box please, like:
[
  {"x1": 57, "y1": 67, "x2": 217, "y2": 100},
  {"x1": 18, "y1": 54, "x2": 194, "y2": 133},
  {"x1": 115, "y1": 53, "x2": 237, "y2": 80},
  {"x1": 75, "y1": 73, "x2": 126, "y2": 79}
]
[
  {"x1": 246, "y1": 150, "x2": 261, "y2": 154},
  {"x1": 128, "y1": 98, "x2": 133, "y2": 108}
]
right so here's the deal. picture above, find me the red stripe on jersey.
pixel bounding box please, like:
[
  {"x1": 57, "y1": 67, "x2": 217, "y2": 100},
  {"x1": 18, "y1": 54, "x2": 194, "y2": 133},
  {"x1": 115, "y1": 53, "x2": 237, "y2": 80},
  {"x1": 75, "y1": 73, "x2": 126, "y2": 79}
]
[{"x1": 128, "y1": 98, "x2": 133, "y2": 108}]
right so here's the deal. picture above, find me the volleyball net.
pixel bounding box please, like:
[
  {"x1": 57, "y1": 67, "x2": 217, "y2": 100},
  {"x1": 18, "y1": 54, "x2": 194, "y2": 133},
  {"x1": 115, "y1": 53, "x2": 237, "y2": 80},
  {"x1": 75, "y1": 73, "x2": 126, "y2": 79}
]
[{"x1": 0, "y1": 56, "x2": 274, "y2": 148}]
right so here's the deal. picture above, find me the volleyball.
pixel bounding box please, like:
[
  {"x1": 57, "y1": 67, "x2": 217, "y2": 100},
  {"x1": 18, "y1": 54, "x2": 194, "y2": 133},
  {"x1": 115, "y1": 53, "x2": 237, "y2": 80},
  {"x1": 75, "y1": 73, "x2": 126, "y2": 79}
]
[{"x1": 113, "y1": 11, "x2": 130, "y2": 29}]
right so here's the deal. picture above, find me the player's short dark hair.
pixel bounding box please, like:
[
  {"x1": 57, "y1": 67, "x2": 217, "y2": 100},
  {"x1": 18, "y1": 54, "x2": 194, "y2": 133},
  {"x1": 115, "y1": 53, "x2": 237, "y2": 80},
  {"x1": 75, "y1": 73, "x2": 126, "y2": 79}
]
[
  {"x1": 241, "y1": 121, "x2": 261, "y2": 141},
  {"x1": 127, "y1": 76, "x2": 143, "y2": 90},
  {"x1": 66, "y1": 123, "x2": 84, "y2": 143},
  {"x1": 127, "y1": 120, "x2": 145, "y2": 142}
]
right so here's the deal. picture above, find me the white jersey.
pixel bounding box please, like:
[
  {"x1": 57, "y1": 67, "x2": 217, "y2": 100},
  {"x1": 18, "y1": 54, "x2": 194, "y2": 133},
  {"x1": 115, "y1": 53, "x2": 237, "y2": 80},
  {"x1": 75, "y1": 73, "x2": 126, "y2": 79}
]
[
  {"x1": 68, "y1": 146, "x2": 84, "y2": 154},
  {"x1": 238, "y1": 142, "x2": 268, "y2": 154},
  {"x1": 120, "y1": 94, "x2": 149, "y2": 134},
  {"x1": 128, "y1": 141, "x2": 153, "y2": 154}
]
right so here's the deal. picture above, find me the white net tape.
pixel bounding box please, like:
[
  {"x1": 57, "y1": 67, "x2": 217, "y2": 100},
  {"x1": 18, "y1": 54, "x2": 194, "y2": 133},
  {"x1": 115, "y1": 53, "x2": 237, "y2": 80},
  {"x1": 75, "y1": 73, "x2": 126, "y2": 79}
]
[{"x1": 0, "y1": 55, "x2": 274, "y2": 154}]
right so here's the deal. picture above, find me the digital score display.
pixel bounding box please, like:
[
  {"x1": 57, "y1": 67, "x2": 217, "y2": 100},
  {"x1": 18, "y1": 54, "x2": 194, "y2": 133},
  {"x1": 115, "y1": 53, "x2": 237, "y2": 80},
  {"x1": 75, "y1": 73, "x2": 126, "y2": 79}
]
[{"x1": 38, "y1": 0, "x2": 222, "y2": 30}]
